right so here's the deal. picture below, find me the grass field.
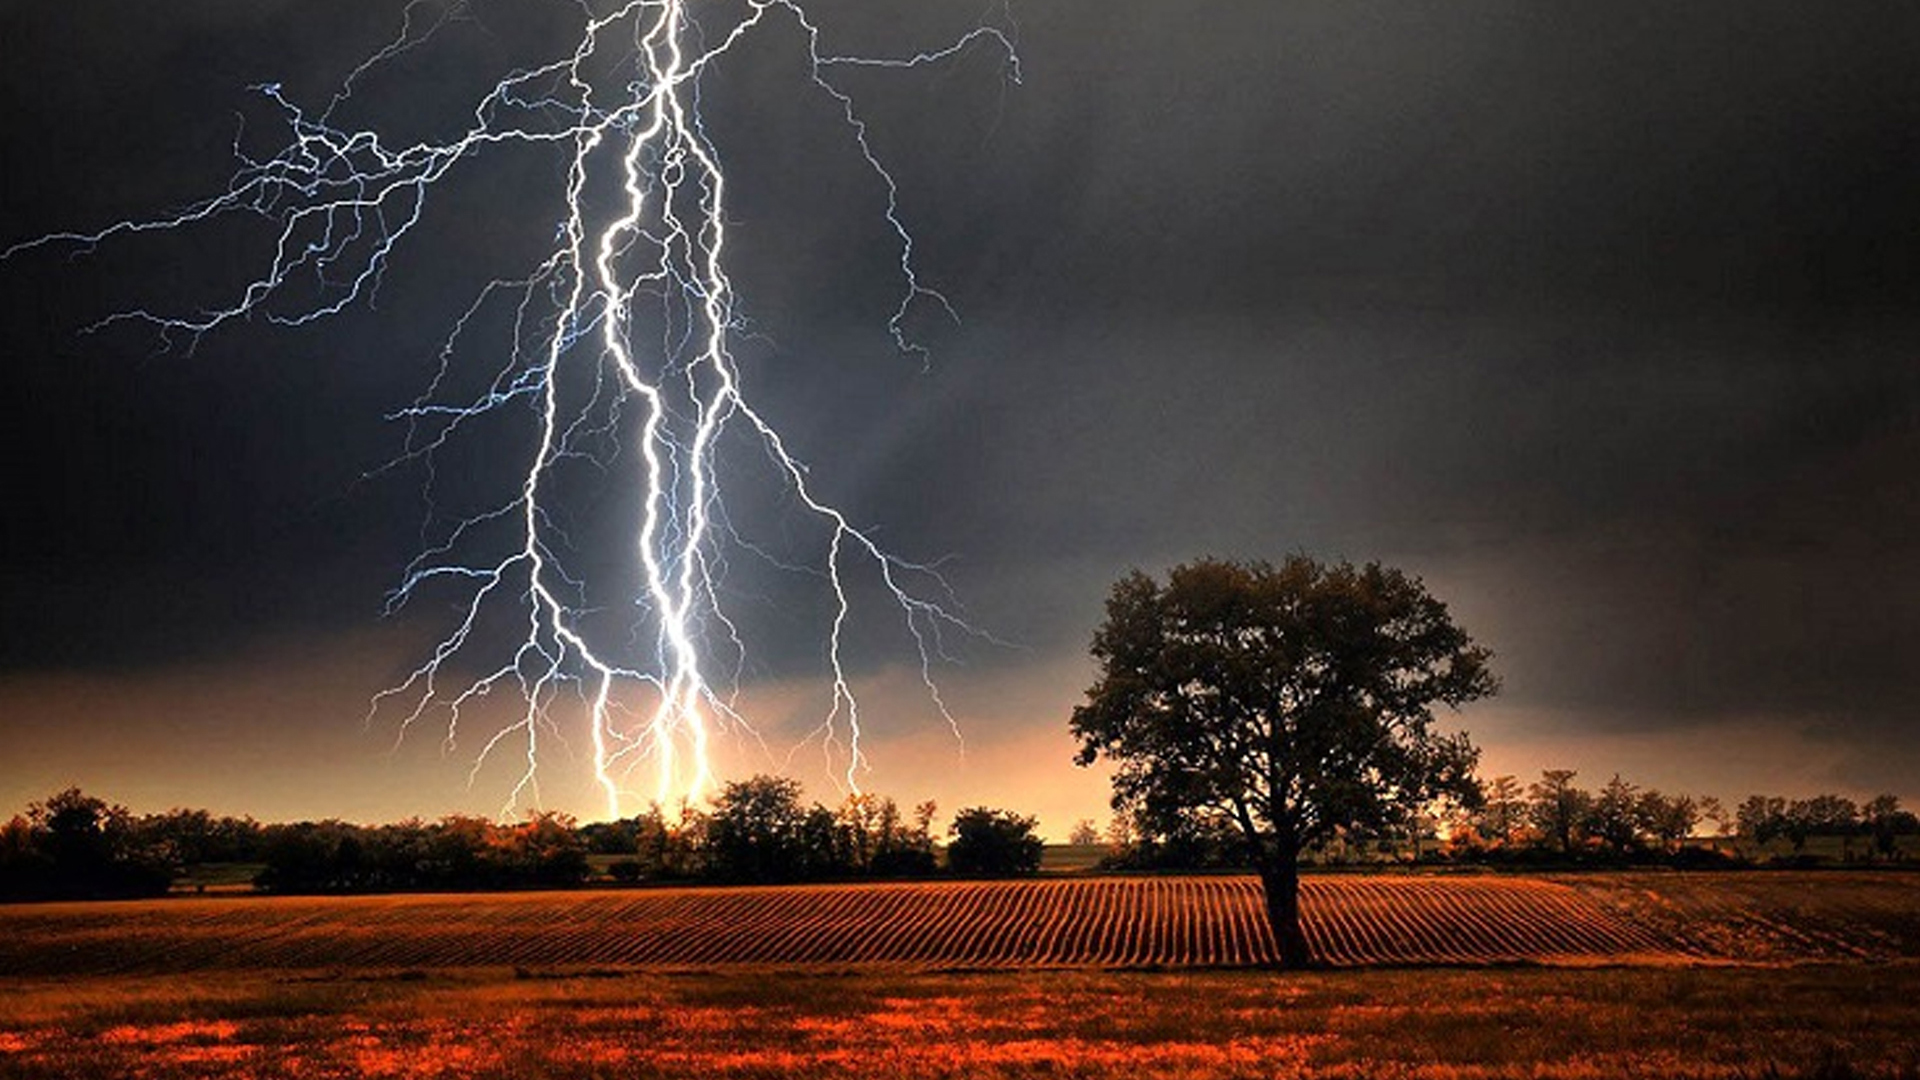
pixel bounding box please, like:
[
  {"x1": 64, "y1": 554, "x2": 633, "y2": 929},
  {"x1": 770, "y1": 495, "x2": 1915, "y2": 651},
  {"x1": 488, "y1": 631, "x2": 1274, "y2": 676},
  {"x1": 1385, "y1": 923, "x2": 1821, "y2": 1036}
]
[
  {"x1": 2, "y1": 964, "x2": 1916, "y2": 1078},
  {"x1": 4, "y1": 872, "x2": 1917, "y2": 1078}
]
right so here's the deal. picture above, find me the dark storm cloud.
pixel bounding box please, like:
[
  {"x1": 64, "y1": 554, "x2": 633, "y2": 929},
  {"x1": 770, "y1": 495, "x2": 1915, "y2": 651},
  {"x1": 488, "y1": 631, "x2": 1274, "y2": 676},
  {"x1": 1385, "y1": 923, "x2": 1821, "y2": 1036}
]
[
  {"x1": 956, "y1": 4, "x2": 1920, "y2": 316},
  {"x1": 1, "y1": 1, "x2": 603, "y2": 670},
  {"x1": 5, "y1": 2, "x2": 1918, "y2": 795},
  {"x1": 854, "y1": 2, "x2": 1920, "y2": 781}
]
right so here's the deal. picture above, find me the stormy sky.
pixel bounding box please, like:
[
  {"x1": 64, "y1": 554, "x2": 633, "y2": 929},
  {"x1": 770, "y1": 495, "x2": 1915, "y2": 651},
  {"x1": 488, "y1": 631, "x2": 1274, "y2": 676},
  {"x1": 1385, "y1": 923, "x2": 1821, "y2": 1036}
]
[{"x1": 4, "y1": 1, "x2": 1918, "y2": 831}]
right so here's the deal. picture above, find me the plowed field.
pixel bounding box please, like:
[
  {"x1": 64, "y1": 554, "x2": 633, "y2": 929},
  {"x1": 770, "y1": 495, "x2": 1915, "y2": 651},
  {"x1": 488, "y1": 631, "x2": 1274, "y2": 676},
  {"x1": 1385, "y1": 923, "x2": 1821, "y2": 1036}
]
[
  {"x1": 0, "y1": 873, "x2": 1775, "y2": 975},
  {"x1": 1563, "y1": 871, "x2": 1920, "y2": 962}
]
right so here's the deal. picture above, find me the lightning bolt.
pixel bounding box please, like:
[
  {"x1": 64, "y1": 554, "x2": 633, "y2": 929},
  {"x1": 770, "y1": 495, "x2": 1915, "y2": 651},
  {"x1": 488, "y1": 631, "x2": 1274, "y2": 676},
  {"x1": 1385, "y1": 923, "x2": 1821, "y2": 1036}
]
[{"x1": 9, "y1": 0, "x2": 1018, "y2": 818}]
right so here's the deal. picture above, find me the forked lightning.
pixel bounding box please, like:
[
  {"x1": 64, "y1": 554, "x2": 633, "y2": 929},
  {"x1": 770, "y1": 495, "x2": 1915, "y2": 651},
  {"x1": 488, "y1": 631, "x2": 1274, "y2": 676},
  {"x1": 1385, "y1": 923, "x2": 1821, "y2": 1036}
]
[{"x1": 9, "y1": 0, "x2": 1017, "y2": 817}]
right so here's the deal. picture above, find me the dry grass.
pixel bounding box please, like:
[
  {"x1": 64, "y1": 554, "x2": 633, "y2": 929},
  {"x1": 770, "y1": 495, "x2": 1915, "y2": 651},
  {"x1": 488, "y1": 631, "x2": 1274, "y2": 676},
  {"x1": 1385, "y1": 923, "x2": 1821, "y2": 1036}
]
[{"x1": 2, "y1": 965, "x2": 1917, "y2": 1078}]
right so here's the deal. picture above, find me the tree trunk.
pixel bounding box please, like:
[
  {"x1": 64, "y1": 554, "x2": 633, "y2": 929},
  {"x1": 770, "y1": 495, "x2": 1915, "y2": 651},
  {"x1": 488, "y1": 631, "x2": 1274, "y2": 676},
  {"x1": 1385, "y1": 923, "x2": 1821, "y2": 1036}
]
[{"x1": 1257, "y1": 859, "x2": 1312, "y2": 968}]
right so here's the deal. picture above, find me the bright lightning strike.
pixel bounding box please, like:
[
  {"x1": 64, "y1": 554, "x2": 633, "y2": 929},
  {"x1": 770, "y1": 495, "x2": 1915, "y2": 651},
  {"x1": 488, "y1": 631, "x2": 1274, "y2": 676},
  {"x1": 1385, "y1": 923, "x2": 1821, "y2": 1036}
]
[{"x1": 10, "y1": 0, "x2": 1018, "y2": 818}]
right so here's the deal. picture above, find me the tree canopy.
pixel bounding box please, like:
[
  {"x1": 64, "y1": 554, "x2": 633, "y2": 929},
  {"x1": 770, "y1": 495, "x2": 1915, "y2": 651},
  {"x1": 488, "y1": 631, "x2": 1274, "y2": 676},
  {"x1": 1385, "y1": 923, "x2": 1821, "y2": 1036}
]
[
  {"x1": 1071, "y1": 555, "x2": 1496, "y2": 966},
  {"x1": 946, "y1": 807, "x2": 1044, "y2": 876}
]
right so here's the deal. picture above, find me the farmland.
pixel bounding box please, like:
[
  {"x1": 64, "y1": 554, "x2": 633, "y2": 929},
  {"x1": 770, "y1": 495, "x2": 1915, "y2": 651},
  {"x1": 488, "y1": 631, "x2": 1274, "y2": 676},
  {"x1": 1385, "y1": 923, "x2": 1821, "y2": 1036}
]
[
  {"x1": 2, "y1": 872, "x2": 1917, "y2": 1078},
  {"x1": 5, "y1": 871, "x2": 1917, "y2": 977},
  {"x1": 0, "y1": 873, "x2": 1712, "y2": 975}
]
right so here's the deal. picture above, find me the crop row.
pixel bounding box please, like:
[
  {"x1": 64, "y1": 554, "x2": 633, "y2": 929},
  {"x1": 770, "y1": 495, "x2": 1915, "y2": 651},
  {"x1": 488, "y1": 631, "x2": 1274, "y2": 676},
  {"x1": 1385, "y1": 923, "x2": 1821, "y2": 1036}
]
[
  {"x1": 0, "y1": 874, "x2": 1704, "y2": 976},
  {"x1": 1560, "y1": 871, "x2": 1920, "y2": 962}
]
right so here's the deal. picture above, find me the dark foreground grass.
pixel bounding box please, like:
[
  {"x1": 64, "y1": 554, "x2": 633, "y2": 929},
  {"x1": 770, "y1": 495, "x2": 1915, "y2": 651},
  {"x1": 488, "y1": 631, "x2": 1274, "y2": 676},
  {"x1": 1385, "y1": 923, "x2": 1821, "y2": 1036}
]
[{"x1": 2, "y1": 964, "x2": 1916, "y2": 1079}]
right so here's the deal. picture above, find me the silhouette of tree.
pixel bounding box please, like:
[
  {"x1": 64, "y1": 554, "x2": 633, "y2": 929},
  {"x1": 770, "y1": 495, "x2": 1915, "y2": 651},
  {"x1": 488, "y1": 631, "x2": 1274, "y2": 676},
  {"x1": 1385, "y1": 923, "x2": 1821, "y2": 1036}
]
[
  {"x1": 1787, "y1": 795, "x2": 1860, "y2": 858},
  {"x1": 1864, "y1": 795, "x2": 1918, "y2": 861},
  {"x1": 1528, "y1": 770, "x2": 1591, "y2": 855},
  {"x1": 1738, "y1": 795, "x2": 1790, "y2": 848},
  {"x1": 2, "y1": 788, "x2": 173, "y2": 900},
  {"x1": 704, "y1": 775, "x2": 811, "y2": 882},
  {"x1": 1590, "y1": 774, "x2": 1643, "y2": 854},
  {"x1": 1072, "y1": 555, "x2": 1493, "y2": 967},
  {"x1": 1638, "y1": 790, "x2": 1701, "y2": 853},
  {"x1": 1476, "y1": 774, "x2": 1526, "y2": 844},
  {"x1": 946, "y1": 807, "x2": 1044, "y2": 876}
]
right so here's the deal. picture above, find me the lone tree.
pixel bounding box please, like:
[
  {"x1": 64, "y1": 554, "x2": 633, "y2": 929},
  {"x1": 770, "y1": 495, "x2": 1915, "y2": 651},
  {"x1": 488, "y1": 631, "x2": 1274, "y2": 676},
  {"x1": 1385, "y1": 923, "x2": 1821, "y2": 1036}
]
[{"x1": 1071, "y1": 555, "x2": 1495, "y2": 967}]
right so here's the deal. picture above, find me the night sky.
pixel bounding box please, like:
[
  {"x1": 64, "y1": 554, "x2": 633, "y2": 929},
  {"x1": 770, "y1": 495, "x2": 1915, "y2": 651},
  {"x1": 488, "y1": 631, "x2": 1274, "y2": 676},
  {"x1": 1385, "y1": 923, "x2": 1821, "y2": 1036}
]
[{"x1": 4, "y1": 1, "x2": 1918, "y2": 832}]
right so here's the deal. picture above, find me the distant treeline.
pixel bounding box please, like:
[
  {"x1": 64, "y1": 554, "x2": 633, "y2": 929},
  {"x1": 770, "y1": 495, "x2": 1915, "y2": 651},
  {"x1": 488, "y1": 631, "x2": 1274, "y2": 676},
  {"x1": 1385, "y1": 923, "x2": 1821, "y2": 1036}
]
[
  {"x1": 0, "y1": 777, "x2": 1044, "y2": 901},
  {"x1": 5, "y1": 771, "x2": 1915, "y2": 901},
  {"x1": 1099, "y1": 771, "x2": 1920, "y2": 871}
]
